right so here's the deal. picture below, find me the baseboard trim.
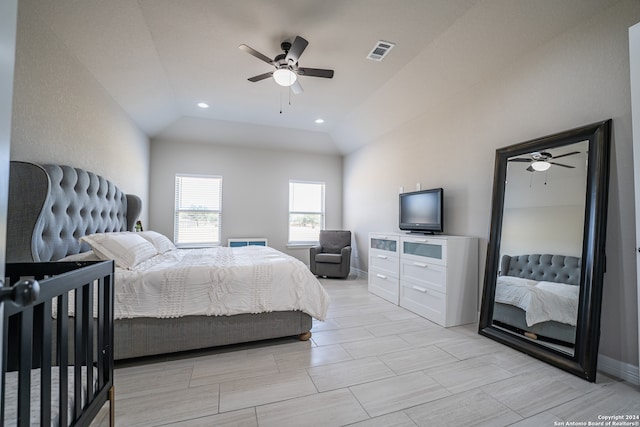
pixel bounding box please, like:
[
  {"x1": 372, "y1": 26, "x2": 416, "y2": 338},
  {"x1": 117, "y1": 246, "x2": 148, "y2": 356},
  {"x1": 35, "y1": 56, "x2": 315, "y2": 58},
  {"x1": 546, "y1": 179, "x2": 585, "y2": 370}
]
[
  {"x1": 351, "y1": 267, "x2": 367, "y2": 279},
  {"x1": 598, "y1": 354, "x2": 640, "y2": 385}
]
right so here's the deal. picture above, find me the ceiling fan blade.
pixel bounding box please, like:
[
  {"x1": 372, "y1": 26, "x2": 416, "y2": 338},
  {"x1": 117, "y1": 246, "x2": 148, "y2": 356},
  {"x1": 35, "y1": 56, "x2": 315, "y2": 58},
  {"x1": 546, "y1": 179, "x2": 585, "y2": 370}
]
[
  {"x1": 247, "y1": 72, "x2": 273, "y2": 82},
  {"x1": 297, "y1": 67, "x2": 334, "y2": 78},
  {"x1": 508, "y1": 158, "x2": 533, "y2": 163},
  {"x1": 552, "y1": 151, "x2": 580, "y2": 159},
  {"x1": 285, "y1": 36, "x2": 308, "y2": 64},
  {"x1": 550, "y1": 162, "x2": 575, "y2": 168},
  {"x1": 291, "y1": 80, "x2": 304, "y2": 95},
  {"x1": 526, "y1": 166, "x2": 535, "y2": 172},
  {"x1": 239, "y1": 44, "x2": 274, "y2": 65}
]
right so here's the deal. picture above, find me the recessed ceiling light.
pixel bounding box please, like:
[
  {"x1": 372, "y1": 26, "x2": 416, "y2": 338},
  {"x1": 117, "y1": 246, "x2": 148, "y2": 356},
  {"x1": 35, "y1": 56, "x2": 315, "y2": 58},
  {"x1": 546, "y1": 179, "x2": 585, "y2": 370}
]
[
  {"x1": 315, "y1": 118, "x2": 325, "y2": 124},
  {"x1": 197, "y1": 102, "x2": 209, "y2": 109}
]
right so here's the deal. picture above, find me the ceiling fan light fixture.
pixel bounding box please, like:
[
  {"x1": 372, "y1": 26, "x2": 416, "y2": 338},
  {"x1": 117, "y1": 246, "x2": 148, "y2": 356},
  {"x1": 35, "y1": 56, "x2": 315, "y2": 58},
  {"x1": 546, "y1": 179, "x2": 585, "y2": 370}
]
[
  {"x1": 273, "y1": 68, "x2": 297, "y2": 86},
  {"x1": 531, "y1": 160, "x2": 551, "y2": 171}
]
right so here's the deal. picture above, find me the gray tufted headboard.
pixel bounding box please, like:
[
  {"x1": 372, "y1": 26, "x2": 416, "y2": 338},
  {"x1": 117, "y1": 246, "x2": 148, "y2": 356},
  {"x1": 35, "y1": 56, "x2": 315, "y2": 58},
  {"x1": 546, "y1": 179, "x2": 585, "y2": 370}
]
[
  {"x1": 500, "y1": 254, "x2": 582, "y2": 286},
  {"x1": 6, "y1": 161, "x2": 142, "y2": 262}
]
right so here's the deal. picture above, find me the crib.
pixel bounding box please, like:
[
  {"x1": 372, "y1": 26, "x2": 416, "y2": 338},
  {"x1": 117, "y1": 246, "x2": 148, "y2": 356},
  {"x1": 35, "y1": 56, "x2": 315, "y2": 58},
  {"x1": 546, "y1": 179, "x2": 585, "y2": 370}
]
[{"x1": 2, "y1": 260, "x2": 115, "y2": 426}]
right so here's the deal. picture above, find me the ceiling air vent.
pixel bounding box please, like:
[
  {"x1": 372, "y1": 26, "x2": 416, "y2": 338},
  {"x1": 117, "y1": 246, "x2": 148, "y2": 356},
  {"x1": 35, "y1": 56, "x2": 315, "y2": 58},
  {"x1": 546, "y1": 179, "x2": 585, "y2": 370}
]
[{"x1": 367, "y1": 40, "x2": 395, "y2": 61}]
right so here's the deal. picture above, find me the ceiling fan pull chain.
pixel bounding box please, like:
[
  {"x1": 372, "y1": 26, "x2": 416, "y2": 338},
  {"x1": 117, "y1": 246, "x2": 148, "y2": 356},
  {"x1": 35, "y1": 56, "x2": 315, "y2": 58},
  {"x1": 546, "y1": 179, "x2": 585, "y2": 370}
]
[{"x1": 279, "y1": 90, "x2": 283, "y2": 114}]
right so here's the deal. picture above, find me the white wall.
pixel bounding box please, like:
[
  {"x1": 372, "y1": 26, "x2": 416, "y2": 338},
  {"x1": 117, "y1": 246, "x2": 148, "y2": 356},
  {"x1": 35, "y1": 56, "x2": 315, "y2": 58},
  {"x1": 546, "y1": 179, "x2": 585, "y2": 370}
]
[
  {"x1": 9, "y1": 0, "x2": 150, "y2": 223},
  {"x1": 344, "y1": 2, "x2": 640, "y2": 367},
  {"x1": 149, "y1": 138, "x2": 342, "y2": 264}
]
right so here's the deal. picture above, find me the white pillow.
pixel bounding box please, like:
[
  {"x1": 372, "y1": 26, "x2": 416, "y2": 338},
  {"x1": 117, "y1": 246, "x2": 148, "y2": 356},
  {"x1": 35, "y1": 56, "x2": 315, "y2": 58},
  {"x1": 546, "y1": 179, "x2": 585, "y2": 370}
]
[
  {"x1": 80, "y1": 232, "x2": 158, "y2": 269},
  {"x1": 137, "y1": 231, "x2": 176, "y2": 254},
  {"x1": 57, "y1": 251, "x2": 102, "y2": 262}
]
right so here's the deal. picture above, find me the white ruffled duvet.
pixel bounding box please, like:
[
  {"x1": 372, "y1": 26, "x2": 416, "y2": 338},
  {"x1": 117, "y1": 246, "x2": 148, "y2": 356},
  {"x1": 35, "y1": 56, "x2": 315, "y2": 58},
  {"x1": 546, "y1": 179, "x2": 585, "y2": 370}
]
[
  {"x1": 494, "y1": 275, "x2": 579, "y2": 327},
  {"x1": 113, "y1": 246, "x2": 330, "y2": 321}
]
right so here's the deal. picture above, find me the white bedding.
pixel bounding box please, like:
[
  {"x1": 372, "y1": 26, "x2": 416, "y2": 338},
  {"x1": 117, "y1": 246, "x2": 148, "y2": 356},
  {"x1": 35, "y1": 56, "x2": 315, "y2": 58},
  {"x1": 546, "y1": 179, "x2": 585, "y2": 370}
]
[
  {"x1": 112, "y1": 245, "x2": 330, "y2": 321},
  {"x1": 494, "y1": 275, "x2": 579, "y2": 327},
  {"x1": 4, "y1": 366, "x2": 95, "y2": 426}
]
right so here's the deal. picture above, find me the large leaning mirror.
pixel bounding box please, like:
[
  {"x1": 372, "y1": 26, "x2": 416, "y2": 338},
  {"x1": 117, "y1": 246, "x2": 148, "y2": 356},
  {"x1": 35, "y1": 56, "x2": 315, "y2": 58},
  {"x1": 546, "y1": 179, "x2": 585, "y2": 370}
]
[{"x1": 479, "y1": 120, "x2": 611, "y2": 382}]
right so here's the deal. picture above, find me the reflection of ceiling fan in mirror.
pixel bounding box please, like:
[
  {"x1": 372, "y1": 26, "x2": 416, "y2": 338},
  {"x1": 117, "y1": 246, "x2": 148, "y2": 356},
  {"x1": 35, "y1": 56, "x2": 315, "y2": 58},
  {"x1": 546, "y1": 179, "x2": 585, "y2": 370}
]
[
  {"x1": 239, "y1": 36, "x2": 334, "y2": 95},
  {"x1": 508, "y1": 150, "x2": 580, "y2": 172}
]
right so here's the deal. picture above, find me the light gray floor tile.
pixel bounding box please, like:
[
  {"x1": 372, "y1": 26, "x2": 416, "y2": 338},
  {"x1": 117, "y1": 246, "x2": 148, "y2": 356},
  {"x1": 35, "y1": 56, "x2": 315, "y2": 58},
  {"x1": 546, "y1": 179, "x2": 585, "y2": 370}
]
[
  {"x1": 275, "y1": 343, "x2": 353, "y2": 372},
  {"x1": 405, "y1": 388, "x2": 523, "y2": 427},
  {"x1": 219, "y1": 369, "x2": 317, "y2": 412},
  {"x1": 397, "y1": 324, "x2": 467, "y2": 347},
  {"x1": 365, "y1": 318, "x2": 436, "y2": 338},
  {"x1": 114, "y1": 365, "x2": 193, "y2": 399},
  {"x1": 425, "y1": 357, "x2": 515, "y2": 393},
  {"x1": 256, "y1": 388, "x2": 369, "y2": 427},
  {"x1": 481, "y1": 371, "x2": 589, "y2": 418},
  {"x1": 350, "y1": 371, "x2": 451, "y2": 417},
  {"x1": 341, "y1": 335, "x2": 413, "y2": 359},
  {"x1": 311, "y1": 326, "x2": 376, "y2": 346},
  {"x1": 378, "y1": 345, "x2": 458, "y2": 374},
  {"x1": 307, "y1": 356, "x2": 395, "y2": 391},
  {"x1": 188, "y1": 350, "x2": 279, "y2": 386},
  {"x1": 548, "y1": 381, "x2": 640, "y2": 422},
  {"x1": 312, "y1": 318, "x2": 341, "y2": 331},
  {"x1": 115, "y1": 384, "x2": 219, "y2": 427},
  {"x1": 162, "y1": 408, "x2": 257, "y2": 427},
  {"x1": 434, "y1": 335, "x2": 503, "y2": 360},
  {"x1": 469, "y1": 347, "x2": 542, "y2": 373},
  {"x1": 348, "y1": 411, "x2": 418, "y2": 427}
]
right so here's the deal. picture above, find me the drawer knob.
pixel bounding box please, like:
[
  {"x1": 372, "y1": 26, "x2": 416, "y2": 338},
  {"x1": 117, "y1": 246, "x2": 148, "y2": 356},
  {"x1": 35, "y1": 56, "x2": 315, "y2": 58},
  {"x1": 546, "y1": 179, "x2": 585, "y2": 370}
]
[
  {"x1": 412, "y1": 285, "x2": 427, "y2": 293},
  {"x1": 376, "y1": 273, "x2": 387, "y2": 279}
]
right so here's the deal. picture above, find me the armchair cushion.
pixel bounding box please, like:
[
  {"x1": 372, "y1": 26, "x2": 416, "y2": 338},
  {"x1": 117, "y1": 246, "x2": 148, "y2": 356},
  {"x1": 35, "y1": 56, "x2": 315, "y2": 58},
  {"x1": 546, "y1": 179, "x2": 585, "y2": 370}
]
[{"x1": 315, "y1": 253, "x2": 343, "y2": 264}]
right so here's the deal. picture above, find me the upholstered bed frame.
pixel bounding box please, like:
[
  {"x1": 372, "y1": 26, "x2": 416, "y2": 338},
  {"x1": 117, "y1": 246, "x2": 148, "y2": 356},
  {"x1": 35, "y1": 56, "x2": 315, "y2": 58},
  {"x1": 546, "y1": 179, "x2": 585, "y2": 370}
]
[
  {"x1": 493, "y1": 253, "x2": 581, "y2": 345},
  {"x1": 7, "y1": 161, "x2": 312, "y2": 360}
]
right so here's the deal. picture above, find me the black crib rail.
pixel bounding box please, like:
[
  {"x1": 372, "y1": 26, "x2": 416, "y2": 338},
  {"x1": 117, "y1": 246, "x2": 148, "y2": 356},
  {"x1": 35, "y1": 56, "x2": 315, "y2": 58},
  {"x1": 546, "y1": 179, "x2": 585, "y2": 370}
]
[{"x1": 2, "y1": 261, "x2": 115, "y2": 427}]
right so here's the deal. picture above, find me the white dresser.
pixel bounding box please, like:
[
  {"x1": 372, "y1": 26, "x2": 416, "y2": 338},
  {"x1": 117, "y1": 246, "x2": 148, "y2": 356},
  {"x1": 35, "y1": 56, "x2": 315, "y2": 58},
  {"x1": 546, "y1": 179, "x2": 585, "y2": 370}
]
[
  {"x1": 368, "y1": 233, "x2": 401, "y2": 304},
  {"x1": 368, "y1": 232, "x2": 478, "y2": 327}
]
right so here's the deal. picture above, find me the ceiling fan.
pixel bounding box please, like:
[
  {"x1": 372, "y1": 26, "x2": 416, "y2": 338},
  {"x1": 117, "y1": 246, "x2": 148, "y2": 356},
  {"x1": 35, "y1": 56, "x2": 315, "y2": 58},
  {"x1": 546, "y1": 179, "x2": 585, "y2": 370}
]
[
  {"x1": 508, "y1": 150, "x2": 580, "y2": 172},
  {"x1": 239, "y1": 36, "x2": 334, "y2": 94}
]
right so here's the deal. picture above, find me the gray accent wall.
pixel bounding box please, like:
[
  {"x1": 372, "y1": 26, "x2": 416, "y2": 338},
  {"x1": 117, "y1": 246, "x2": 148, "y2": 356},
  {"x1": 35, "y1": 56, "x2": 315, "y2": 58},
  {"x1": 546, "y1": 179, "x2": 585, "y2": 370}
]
[
  {"x1": 344, "y1": 2, "x2": 640, "y2": 368},
  {"x1": 149, "y1": 138, "x2": 342, "y2": 264},
  {"x1": 9, "y1": 0, "x2": 150, "y2": 224}
]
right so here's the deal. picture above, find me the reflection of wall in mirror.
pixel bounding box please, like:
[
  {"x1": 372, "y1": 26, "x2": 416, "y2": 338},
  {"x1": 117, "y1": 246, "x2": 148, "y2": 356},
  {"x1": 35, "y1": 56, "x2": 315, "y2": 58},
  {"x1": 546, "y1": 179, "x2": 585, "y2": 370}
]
[{"x1": 499, "y1": 205, "x2": 585, "y2": 263}]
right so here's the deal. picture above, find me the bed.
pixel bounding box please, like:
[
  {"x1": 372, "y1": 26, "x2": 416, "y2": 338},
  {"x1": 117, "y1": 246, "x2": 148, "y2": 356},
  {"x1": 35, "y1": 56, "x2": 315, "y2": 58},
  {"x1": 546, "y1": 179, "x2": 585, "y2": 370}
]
[
  {"x1": 493, "y1": 254, "x2": 581, "y2": 346},
  {"x1": 3, "y1": 260, "x2": 115, "y2": 426},
  {"x1": 6, "y1": 161, "x2": 329, "y2": 360}
]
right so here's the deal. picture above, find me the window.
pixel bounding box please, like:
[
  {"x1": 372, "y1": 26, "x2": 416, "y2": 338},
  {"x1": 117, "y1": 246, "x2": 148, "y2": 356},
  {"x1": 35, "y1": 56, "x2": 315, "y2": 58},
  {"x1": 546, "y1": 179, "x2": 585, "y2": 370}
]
[
  {"x1": 289, "y1": 180, "x2": 325, "y2": 244},
  {"x1": 174, "y1": 174, "x2": 222, "y2": 246}
]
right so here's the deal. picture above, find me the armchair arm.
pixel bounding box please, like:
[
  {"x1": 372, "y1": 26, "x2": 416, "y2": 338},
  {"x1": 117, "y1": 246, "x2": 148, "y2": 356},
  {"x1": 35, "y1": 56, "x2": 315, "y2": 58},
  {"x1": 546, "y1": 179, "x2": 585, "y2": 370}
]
[{"x1": 309, "y1": 245, "x2": 322, "y2": 271}]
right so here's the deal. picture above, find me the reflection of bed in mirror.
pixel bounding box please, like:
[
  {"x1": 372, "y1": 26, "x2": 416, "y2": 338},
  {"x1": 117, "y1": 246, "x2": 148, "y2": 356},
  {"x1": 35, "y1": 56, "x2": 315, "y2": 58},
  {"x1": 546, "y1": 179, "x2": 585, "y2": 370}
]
[{"x1": 493, "y1": 254, "x2": 581, "y2": 348}]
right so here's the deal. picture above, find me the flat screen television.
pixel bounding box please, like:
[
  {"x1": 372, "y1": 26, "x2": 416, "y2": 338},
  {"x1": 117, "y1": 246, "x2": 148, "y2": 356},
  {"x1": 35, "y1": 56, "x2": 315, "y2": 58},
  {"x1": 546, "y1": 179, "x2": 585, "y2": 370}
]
[{"x1": 399, "y1": 188, "x2": 444, "y2": 234}]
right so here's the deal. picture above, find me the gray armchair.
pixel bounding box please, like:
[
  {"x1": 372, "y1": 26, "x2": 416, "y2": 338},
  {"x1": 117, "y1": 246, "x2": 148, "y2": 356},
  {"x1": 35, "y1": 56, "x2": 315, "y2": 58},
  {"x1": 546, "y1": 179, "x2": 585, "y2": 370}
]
[{"x1": 309, "y1": 230, "x2": 352, "y2": 278}]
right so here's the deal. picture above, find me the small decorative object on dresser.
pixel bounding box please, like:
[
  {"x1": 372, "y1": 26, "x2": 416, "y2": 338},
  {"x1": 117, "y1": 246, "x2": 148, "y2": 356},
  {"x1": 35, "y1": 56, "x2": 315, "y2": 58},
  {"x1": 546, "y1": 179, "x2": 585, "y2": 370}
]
[{"x1": 368, "y1": 232, "x2": 478, "y2": 327}]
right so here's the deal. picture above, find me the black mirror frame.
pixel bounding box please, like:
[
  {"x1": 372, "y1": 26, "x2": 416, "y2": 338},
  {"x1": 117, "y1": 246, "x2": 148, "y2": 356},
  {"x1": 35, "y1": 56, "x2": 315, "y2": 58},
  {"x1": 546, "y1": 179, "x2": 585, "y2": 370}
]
[{"x1": 478, "y1": 119, "x2": 611, "y2": 382}]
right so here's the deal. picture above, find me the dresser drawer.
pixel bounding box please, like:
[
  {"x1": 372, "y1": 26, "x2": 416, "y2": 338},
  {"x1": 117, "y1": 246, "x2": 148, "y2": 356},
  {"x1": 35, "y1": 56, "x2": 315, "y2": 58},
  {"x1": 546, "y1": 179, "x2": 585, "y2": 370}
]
[
  {"x1": 370, "y1": 235, "x2": 399, "y2": 255},
  {"x1": 368, "y1": 268, "x2": 399, "y2": 305},
  {"x1": 401, "y1": 237, "x2": 447, "y2": 266},
  {"x1": 400, "y1": 259, "x2": 447, "y2": 293},
  {"x1": 369, "y1": 252, "x2": 399, "y2": 276},
  {"x1": 400, "y1": 283, "x2": 446, "y2": 326}
]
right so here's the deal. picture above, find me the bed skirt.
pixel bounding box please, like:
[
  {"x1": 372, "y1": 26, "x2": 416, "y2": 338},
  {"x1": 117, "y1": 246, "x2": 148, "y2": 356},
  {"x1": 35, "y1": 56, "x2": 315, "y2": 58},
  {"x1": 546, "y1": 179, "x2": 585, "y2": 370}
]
[
  {"x1": 493, "y1": 302, "x2": 575, "y2": 345},
  {"x1": 113, "y1": 311, "x2": 313, "y2": 360}
]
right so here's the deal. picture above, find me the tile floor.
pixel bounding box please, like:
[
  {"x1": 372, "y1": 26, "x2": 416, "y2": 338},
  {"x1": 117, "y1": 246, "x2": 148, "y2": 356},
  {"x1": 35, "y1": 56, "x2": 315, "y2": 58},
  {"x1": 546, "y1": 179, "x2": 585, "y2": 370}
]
[{"x1": 92, "y1": 277, "x2": 640, "y2": 426}]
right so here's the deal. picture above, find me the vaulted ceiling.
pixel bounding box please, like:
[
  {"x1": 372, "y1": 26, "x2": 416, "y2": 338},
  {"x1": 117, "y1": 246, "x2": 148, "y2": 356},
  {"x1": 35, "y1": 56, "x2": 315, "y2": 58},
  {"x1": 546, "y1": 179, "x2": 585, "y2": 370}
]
[{"x1": 25, "y1": 0, "x2": 610, "y2": 155}]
